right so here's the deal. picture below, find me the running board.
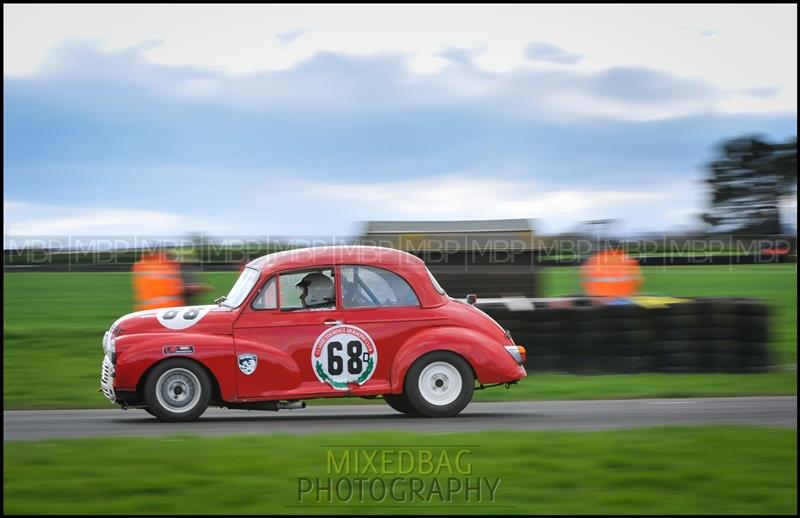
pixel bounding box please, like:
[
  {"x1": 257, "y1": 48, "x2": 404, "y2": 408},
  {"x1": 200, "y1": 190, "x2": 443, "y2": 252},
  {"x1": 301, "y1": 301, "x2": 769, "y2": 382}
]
[{"x1": 223, "y1": 400, "x2": 307, "y2": 411}]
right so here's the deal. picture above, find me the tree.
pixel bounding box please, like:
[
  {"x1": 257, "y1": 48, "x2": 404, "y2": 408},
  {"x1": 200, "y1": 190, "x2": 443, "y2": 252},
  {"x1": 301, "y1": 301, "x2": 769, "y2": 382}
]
[{"x1": 702, "y1": 136, "x2": 797, "y2": 234}]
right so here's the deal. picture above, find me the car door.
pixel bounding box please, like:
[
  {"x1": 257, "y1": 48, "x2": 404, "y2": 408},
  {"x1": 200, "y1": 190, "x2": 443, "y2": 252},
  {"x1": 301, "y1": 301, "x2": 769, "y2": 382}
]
[
  {"x1": 233, "y1": 267, "x2": 346, "y2": 400},
  {"x1": 337, "y1": 264, "x2": 444, "y2": 396}
]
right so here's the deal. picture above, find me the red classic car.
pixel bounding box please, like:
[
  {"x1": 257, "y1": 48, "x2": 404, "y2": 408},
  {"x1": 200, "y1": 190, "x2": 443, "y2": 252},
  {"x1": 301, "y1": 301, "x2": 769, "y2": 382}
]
[{"x1": 100, "y1": 246, "x2": 526, "y2": 421}]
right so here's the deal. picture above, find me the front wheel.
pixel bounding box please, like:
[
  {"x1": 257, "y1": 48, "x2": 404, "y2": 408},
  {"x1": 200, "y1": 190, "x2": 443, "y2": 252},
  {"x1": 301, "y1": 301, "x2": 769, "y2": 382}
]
[
  {"x1": 404, "y1": 351, "x2": 474, "y2": 417},
  {"x1": 143, "y1": 359, "x2": 211, "y2": 422}
]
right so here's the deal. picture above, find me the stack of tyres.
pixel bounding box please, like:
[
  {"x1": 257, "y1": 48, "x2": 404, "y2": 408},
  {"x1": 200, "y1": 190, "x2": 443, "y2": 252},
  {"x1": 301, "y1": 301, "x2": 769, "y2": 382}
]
[
  {"x1": 648, "y1": 304, "x2": 672, "y2": 371},
  {"x1": 653, "y1": 300, "x2": 706, "y2": 373},
  {"x1": 523, "y1": 308, "x2": 570, "y2": 372},
  {"x1": 586, "y1": 305, "x2": 620, "y2": 373},
  {"x1": 700, "y1": 297, "x2": 770, "y2": 372},
  {"x1": 738, "y1": 298, "x2": 771, "y2": 372},
  {"x1": 474, "y1": 297, "x2": 772, "y2": 374},
  {"x1": 697, "y1": 298, "x2": 745, "y2": 372},
  {"x1": 691, "y1": 297, "x2": 771, "y2": 372},
  {"x1": 544, "y1": 308, "x2": 579, "y2": 372},
  {"x1": 606, "y1": 304, "x2": 656, "y2": 374},
  {"x1": 564, "y1": 306, "x2": 597, "y2": 373}
]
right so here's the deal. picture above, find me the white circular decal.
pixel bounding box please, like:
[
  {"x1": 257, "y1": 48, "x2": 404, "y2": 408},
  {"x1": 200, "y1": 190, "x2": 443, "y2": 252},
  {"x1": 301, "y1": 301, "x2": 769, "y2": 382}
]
[
  {"x1": 156, "y1": 305, "x2": 214, "y2": 330},
  {"x1": 311, "y1": 325, "x2": 378, "y2": 390}
]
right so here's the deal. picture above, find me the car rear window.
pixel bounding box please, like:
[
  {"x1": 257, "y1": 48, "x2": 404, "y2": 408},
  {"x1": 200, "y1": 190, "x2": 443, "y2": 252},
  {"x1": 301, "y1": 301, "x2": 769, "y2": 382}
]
[{"x1": 426, "y1": 268, "x2": 447, "y2": 296}]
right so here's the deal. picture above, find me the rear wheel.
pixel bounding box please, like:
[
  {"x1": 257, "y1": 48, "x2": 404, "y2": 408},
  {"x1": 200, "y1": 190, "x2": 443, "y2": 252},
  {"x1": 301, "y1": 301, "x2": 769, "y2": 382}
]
[
  {"x1": 404, "y1": 352, "x2": 474, "y2": 417},
  {"x1": 143, "y1": 359, "x2": 211, "y2": 422},
  {"x1": 383, "y1": 394, "x2": 420, "y2": 416}
]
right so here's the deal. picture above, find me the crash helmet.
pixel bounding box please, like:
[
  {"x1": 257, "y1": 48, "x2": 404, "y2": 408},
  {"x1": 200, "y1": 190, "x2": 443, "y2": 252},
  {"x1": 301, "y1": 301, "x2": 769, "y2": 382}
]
[{"x1": 296, "y1": 272, "x2": 334, "y2": 308}]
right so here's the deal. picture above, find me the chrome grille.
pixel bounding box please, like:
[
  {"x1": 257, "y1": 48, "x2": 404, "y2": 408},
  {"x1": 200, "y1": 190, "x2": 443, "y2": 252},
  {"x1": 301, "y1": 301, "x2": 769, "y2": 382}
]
[{"x1": 100, "y1": 355, "x2": 116, "y2": 403}]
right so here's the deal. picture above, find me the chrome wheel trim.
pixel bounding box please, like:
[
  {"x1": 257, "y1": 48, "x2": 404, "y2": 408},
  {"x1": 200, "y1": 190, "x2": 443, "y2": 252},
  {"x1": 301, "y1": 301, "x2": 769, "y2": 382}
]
[{"x1": 155, "y1": 368, "x2": 201, "y2": 414}]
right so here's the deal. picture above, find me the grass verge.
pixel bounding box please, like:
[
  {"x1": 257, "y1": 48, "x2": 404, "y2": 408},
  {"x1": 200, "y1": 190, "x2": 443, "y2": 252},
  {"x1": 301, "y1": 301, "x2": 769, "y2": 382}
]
[{"x1": 4, "y1": 427, "x2": 796, "y2": 514}]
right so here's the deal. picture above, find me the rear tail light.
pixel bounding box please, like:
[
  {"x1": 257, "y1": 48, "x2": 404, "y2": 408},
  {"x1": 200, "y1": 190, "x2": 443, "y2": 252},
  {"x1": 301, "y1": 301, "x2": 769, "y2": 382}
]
[{"x1": 504, "y1": 345, "x2": 525, "y2": 365}]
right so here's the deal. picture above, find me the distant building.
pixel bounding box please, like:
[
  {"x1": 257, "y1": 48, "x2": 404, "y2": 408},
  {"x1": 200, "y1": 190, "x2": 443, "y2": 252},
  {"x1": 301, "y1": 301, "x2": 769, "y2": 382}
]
[{"x1": 358, "y1": 219, "x2": 539, "y2": 298}]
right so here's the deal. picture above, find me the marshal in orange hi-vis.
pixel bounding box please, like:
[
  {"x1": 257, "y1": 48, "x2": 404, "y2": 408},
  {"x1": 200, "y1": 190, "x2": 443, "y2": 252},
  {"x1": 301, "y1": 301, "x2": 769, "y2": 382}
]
[
  {"x1": 580, "y1": 249, "x2": 643, "y2": 298},
  {"x1": 131, "y1": 251, "x2": 185, "y2": 311}
]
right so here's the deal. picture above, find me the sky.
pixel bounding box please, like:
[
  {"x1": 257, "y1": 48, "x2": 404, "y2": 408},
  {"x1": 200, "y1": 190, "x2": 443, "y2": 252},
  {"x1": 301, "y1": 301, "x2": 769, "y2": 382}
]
[{"x1": 3, "y1": 4, "x2": 797, "y2": 240}]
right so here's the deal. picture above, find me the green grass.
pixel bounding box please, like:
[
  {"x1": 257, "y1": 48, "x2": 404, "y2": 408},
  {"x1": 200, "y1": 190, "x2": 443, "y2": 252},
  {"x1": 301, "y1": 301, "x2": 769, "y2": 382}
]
[
  {"x1": 3, "y1": 265, "x2": 797, "y2": 409},
  {"x1": 4, "y1": 427, "x2": 796, "y2": 514}
]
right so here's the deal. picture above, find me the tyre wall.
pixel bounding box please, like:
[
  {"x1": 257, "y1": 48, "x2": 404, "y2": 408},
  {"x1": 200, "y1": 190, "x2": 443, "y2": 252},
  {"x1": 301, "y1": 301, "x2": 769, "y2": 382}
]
[{"x1": 476, "y1": 297, "x2": 772, "y2": 373}]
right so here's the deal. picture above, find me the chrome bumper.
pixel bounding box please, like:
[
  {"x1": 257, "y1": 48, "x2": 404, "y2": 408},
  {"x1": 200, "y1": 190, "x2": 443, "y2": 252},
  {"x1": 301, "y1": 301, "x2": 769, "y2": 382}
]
[{"x1": 99, "y1": 355, "x2": 116, "y2": 403}]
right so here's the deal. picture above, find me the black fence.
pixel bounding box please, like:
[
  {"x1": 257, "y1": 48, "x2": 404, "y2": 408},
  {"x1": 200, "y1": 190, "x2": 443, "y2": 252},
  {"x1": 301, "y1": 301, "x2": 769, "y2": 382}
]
[
  {"x1": 477, "y1": 297, "x2": 772, "y2": 374},
  {"x1": 537, "y1": 253, "x2": 796, "y2": 267}
]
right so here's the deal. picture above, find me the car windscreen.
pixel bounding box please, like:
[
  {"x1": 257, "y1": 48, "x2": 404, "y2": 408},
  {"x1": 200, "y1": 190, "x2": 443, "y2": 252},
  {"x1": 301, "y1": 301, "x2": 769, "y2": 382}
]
[{"x1": 222, "y1": 267, "x2": 260, "y2": 308}]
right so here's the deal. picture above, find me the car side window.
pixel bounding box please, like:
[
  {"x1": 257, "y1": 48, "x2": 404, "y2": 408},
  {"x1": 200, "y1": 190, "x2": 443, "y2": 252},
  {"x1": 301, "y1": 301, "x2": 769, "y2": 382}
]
[
  {"x1": 341, "y1": 265, "x2": 420, "y2": 308},
  {"x1": 279, "y1": 268, "x2": 336, "y2": 311},
  {"x1": 251, "y1": 276, "x2": 277, "y2": 310}
]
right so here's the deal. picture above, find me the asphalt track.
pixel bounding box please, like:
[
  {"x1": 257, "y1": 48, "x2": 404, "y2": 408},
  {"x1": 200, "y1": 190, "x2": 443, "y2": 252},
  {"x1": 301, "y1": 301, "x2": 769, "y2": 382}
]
[{"x1": 4, "y1": 396, "x2": 795, "y2": 441}]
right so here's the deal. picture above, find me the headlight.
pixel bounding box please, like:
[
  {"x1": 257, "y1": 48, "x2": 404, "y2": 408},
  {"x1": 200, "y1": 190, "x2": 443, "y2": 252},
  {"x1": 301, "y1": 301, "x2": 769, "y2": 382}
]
[{"x1": 102, "y1": 332, "x2": 116, "y2": 363}]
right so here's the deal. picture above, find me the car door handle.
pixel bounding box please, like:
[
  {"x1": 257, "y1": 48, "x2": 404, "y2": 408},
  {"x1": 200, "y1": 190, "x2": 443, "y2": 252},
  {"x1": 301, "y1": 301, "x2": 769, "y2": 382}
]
[{"x1": 323, "y1": 319, "x2": 344, "y2": 326}]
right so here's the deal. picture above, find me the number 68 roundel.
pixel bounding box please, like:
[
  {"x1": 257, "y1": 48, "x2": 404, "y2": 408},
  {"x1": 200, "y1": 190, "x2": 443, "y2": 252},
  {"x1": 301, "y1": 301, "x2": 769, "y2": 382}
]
[{"x1": 311, "y1": 325, "x2": 378, "y2": 390}]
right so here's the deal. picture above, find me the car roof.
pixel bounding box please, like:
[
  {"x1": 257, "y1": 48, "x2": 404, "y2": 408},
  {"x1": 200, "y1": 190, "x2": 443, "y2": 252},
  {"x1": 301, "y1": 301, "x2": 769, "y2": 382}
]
[
  {"x1": 246, "y1": 246, "x2": 447, "y2": 308},
  {"x1": 246, "y1": 245, "x2": 421, "y2": 270}
]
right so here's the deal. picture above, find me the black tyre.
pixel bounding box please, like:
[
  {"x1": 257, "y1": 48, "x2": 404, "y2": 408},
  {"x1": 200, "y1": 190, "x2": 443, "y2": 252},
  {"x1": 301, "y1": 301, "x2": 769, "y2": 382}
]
[
  {"x1": 665, "y1": 315, "x2": 702, "y2": 329},
  {"x1": 404, "y1": 351, "x2": 475, "y2": 418},
  {"x1": 709, "y1": 314, "x2": 739, "y2": 328},
  {"x1": 539, "y1": 355, "x2": 570, "y2": 372},
  {"x1": 143, "y1": 359, "x2": 212, "y2": 422},
  {"x1": 622, "y1": 355, "x2": 657, "y2": 373},
  {"x1": 383, "y1": 394, "x2": 420, "y2": 416},
  {"x1": 702, "y1": 326, "x2": 737, "y2": 341},
  {"x1": 659, "y1": 352, "x2": 699, "y2": 373},
  {"x1": 662, "y1": 327, "x2": 703, "y2": 342},
  {"x1": 531, "y1": 321, "x2": 563, "y2": 335}
]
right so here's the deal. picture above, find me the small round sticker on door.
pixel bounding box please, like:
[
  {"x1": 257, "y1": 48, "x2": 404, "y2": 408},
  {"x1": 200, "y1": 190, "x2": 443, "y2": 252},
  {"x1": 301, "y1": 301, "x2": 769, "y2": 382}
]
[{"x1": 312, "y1": 325, "x2": 377, "y2": 390}]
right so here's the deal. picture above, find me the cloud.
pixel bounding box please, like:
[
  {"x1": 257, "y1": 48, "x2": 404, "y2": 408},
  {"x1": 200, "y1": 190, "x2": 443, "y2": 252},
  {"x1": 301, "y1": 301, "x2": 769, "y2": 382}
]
[
  {"x1": 437, "y1": 46, "x2": 487, "y2": 66},
  {"x1": 276, "y1": 28, "x2": 310, "y2": 46},
  {"x1": 15, "y1": 40, "x2": 785, "y2": 123},
  {"x1": 2, "y1": 172, "x2": 709, "y2": 237},
  {"x1": 3, "y1": 201, "x2": 223, "y2": 236},
  {"x1": 5, "y1": 5, "x2": 795, "y2": 102},
  {"x1": 581, "y1": 66, "x2": 718, "y2": 103},
  {"x1": 3, "y1": 42, "x2": 795, "y2": 236},
  {"x1": 524, "y1": 42, "x2": 584, "y2": 65},
  {"x1": 742, "y1": 86, "x2": 782, "y2": 99},
  {"x1": 296, "y1": 175, "x2": 703, "y2": 233}
]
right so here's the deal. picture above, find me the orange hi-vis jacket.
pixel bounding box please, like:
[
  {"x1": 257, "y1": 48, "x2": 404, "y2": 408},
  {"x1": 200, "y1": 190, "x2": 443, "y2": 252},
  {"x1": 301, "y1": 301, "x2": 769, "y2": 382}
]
[
  {"x1": 580, "y1": 249, "x2": 643, "y2": 298},
  {"x1": 132, "y1": 253, "x2": 185, "y2": 310}
]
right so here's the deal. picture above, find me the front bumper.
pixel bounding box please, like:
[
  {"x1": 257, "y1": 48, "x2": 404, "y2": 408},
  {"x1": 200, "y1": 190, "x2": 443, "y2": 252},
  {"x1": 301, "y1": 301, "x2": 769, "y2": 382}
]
[{"x1": 99, "y1": 355, "x2": 116, "y2": 403}]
